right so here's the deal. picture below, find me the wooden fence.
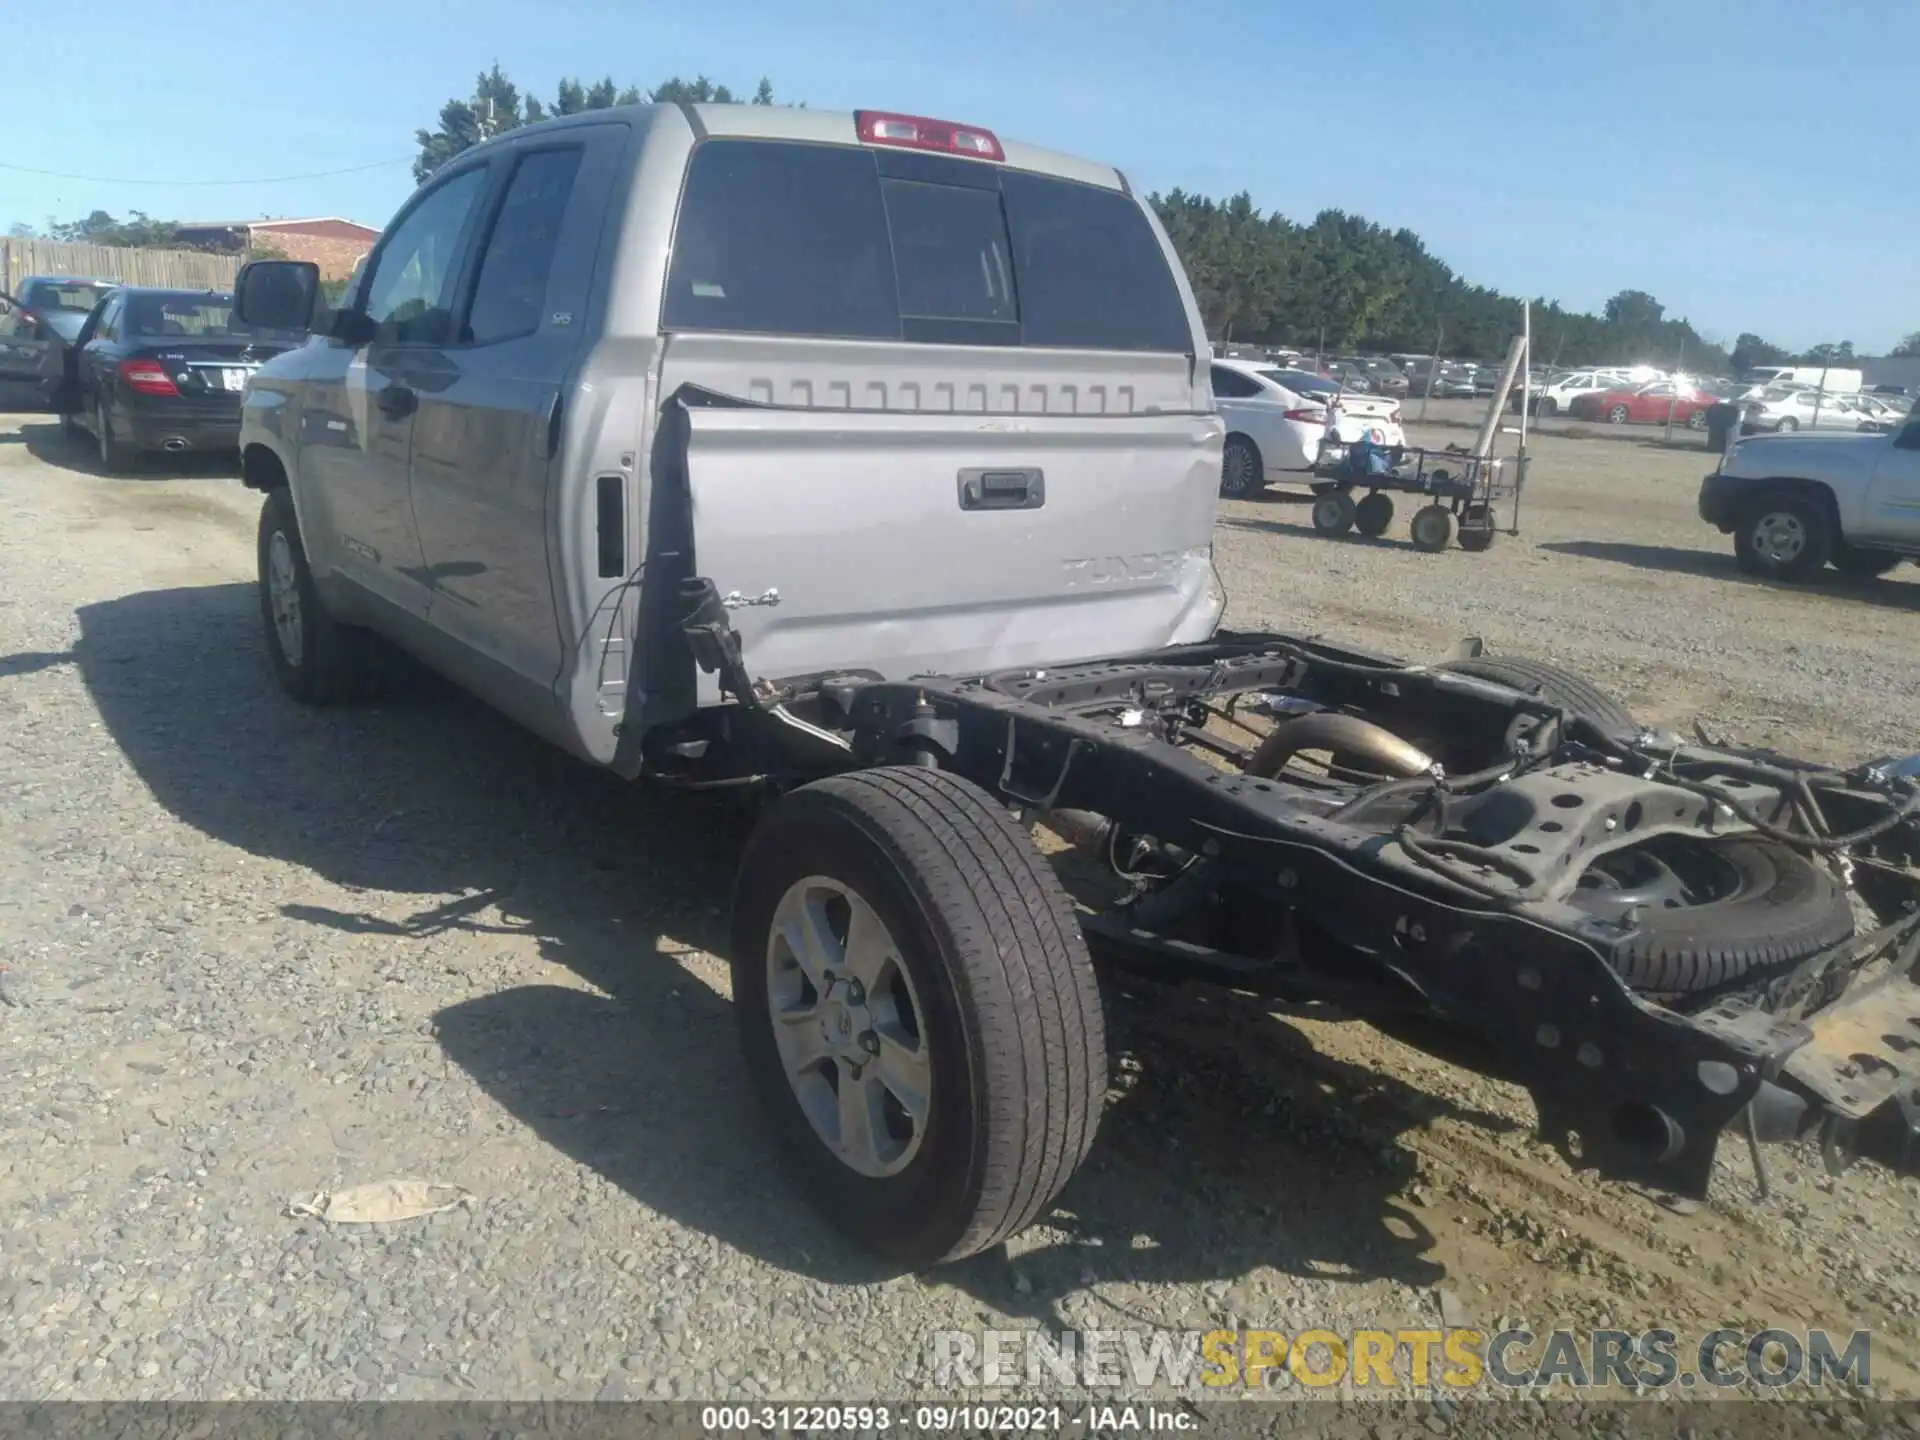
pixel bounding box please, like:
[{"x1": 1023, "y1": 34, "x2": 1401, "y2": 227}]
[{"x1": 2, "y1": 238, "x2": 241, "y2": 296}]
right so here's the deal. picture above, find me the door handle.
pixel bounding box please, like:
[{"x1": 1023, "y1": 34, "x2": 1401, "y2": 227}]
[
  {"x1": 376, "y1": 384, "x2": 417, "y2": 419},
  {"x1": 957, "y1": 468, "x2": 1045, "y2": 511}
]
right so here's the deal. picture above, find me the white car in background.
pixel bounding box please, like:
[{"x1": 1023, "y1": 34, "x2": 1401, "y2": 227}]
[
  {"x1": 1842, "y1": 392, "x2": 1912, "y2": 433},
  {"x1": 1741, "y1": 387, "x2": 1867, "y2": 434},
  {"x1": 1209, "y1": 358, "x2": 1405, "y2": 497}
]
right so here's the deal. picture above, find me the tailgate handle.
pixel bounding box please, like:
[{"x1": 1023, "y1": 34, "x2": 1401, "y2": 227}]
[{"x1": 958, "y1": 468, "x2": 1044, "y2": 512}]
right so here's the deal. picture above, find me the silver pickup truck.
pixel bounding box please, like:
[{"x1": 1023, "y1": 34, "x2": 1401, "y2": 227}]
[
  {"x1": 1700, "y1": 421, "x2": 1920, "y2": 581},
  {"x1": 234, "y1": 102, "x2": 1920, "y2": 1273}
]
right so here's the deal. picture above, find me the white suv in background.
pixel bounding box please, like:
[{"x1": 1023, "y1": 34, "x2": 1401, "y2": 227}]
[{"x1": 1210, "y1": 357, "x2": 1405, "y2": 496}]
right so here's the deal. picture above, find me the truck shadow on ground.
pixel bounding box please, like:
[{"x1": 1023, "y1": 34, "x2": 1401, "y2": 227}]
[
  {"x1": 1539, "y1": 539, "x2": 1920, "y2": 613},
  {"x1": 68, "y1": 579, "x2": 1506, "y2": 1303}
]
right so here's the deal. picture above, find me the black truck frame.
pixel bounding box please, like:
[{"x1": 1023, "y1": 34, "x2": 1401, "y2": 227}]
[{"x1": 665, "y1": 575, "x2": 1920, "y2": 1205}]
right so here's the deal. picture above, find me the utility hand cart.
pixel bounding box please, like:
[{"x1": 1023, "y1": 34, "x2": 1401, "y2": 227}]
[{"x1": 1308, "y1": 441, "x2": 1525, "y2": 553}]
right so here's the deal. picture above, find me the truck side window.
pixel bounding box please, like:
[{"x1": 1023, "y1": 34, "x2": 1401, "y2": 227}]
[
  {"x1": 999, "y1": 169, "x2": 1189, "y2": 353},
  {"x1": 362, "y1": 167, "x2": 488, "y2": 346},
  {"x1": 663, "y1": 139, "x2": 897, "y2": 341},
  {"x1": 463, "y1": 147, "x2": 585, "y2": 347}
]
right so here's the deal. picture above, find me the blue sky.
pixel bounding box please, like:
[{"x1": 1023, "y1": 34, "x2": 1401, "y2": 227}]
[{"x1": 3, "y1": 0, "x2": 1913, "y2": 353}]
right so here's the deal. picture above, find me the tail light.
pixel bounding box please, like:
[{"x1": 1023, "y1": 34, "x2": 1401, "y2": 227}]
[
  {"x1": 1389, "y1": 407, "x2": 1403, "y2": 425},
  {"x1": 118, "y1": 358, "x2": 179, "y2": 396},
  {"x1": 1284, "y1": 407, "x2": 1328, "y2": 424},
  {"x1": 855, "y1": 110, "x2": 1004, "y2": 161}
]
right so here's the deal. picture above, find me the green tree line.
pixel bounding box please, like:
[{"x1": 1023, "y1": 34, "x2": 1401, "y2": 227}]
[
  {"x1": 1152, "y1": 189, "x2": 1730, "y2": 369},
  {"x1": 411, "y1": 65, "x2": 782, "y2": 182}
]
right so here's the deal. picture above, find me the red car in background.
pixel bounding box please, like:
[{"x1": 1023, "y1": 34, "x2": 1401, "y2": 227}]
[{"x1": 1567, "y1": 380, "x2": 1715, "y2": 428}]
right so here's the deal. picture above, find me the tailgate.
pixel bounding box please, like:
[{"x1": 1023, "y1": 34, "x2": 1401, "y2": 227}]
[{"x1": 682, "y1": 403, "x2": 1223, "y2": 689}]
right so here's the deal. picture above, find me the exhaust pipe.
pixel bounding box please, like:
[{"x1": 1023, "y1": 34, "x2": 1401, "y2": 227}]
[
  {"x1": 1036, "y1": 808, "x2": 1114, "y2": 851},
  {"x1": 1244, "y1": 712, "x2": 1433, "y2": 782},
  {"x1": 1036, "y1": 808, "x2": 1193, "y2": 875},
  {"x1": 162, "y1": 437, "x2": 188, "y2": 452}
]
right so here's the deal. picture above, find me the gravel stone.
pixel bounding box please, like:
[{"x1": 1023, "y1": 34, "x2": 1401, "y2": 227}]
[{"x1": 0, "y1": 400, "x2": 1913, "y2": 1406}]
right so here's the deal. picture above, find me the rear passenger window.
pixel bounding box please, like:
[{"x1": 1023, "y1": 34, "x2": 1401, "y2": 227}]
[
  {"x1": 663, "y1": 138, "x2": 1192, "y2": 354},
  {"x1": 1000, "y1": 170, "x2": 1189, "y2": 353},
  {"x1": 663, "y1": 140, "x2": 897, "y2": 340},
  {"x1": 464, "y1": 147, "x2": 585, "y2": 346}
]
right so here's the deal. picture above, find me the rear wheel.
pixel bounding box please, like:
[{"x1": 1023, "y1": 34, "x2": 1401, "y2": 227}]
[
  {"x1": 1353, "y1": 492, "x2": 1394, "y2": 538},
  {"x1": 1607, "y1": 404, "x2": 1631, "y2": 425},
  {"x1": 731, "y1": 768, "x2": 1106, "y2": 1271},
  {"x1": 1776, "y1": 417, "x2": 1799, "y2": 433},
  {"x1": 1310, "y1": 489, "x2": 1356, "y2": 537},
  {"x1": 1219, "y1": 436, "x2": 1262, "y2": 498},
  {"x1": 1733, "y1": 490, "x2": 1831, "y2": 581},
  {"x1": 1538, "y1": 397, "x2": 1558, "y2": 417},
  {"x1": 1686, "y1": 409, "x2": 1707, "y2": 430},
  {"x1": 1568, "y1": 836, "x2": 1854, "y2": 1004},
  {"x1": 1409, "y1": 503, "x2": 1453, "y2": 552}
]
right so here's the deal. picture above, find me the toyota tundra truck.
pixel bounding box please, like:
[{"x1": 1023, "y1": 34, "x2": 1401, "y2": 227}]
[{"x1": 229, "y1": 101, "x2": 1920, "y2": 1273}]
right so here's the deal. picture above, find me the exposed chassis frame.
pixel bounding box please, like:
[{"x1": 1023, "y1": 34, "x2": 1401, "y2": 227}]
[{"x1": 668, "y1": 588, "x2": 1920, "y2": 1198}]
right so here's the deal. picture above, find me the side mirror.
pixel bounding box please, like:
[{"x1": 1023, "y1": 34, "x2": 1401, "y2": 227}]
[{"x1": 233, "y1": 260, "x2": 321, "y2": 333}]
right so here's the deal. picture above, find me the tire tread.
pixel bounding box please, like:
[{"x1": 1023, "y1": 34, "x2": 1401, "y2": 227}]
[
  {"x1": 745, "y1": 767, "x2": 1104, "y2": 1265},
  {"x1": 1605, "y1": 838, "x2": 1854, "y2": 1001},
  {"x1": 1440, "y1": 655, "x2": 1638, "y2": 735}
]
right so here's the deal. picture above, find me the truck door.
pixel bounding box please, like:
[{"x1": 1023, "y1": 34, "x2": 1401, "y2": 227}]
[
  {"x1": 407, "y1": 125, "x2": 626, "y2": 709},
  {"x1": 1859, "y1": 420, "x2": 1920, "y2": 544},
  {"x1": 297, "y1": 164, "x2": 492, "y2": 621}
]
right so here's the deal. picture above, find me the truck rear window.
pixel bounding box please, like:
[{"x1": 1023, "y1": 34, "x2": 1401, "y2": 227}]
[{"x1": 662, "y1": 138, "x2": 1190, "y2": 352}]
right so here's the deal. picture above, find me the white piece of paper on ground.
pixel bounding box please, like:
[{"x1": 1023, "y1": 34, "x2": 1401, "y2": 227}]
[{"x1": 289, "y1": 1180, "x2": 471, "y2": 1224}]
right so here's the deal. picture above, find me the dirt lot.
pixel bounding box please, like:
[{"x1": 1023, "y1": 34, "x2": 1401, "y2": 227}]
[{"x1": 2, "y1": 400, "x2": 1918, "y2": 1412}]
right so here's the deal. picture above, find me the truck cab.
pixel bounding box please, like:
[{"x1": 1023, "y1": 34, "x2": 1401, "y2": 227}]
[{"x1": 233, "y1": 102, "x2": 1224, "y2": 776}]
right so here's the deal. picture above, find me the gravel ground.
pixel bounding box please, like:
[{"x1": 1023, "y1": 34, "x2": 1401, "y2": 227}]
[
  {"x1": 3, "y1": 400, "x2": 1919, "y2": 1414},
  {"x1": 1219, "y1": 417, "x2": 1920, "y2": 765}
]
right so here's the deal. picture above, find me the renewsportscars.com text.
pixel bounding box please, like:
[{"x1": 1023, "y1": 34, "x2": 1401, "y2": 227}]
[{"x1": 930, "y1": 1326, "x2": 1871, "y2": 1392}]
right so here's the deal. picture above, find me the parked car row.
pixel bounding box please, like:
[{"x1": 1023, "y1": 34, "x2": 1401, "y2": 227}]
[
  {"x1": 0, "y1": 274, "x2": 305, "y2": 470},
  {"x1": 1741, "y1": 386, "x2": 1912, "y2": 435}
]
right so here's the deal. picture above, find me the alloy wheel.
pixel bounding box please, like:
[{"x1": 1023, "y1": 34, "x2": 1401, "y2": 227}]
[
  {"x1": 765, "y1": 876, "x2": 932, "y2": 1178},
  {"x1": 266, "y1": 530, "x2": 305, "y2": 668}
]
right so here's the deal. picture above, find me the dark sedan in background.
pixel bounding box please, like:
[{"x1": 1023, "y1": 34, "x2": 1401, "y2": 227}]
[
  {"x1": 0, "y1": 275, "x2": 119, "y2": 400},
  {"x1": 60, "y1": 287, "x2": 305, "y2": 470}
]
